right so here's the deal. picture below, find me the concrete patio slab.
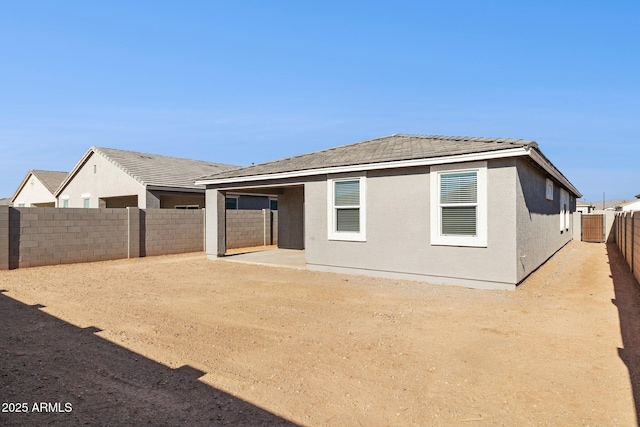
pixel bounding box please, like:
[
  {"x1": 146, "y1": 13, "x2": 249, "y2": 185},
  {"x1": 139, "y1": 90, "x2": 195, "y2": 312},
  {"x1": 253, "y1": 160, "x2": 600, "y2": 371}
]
[{"x1": 221, "y1": 248, "x2": 306, "y2": 269}]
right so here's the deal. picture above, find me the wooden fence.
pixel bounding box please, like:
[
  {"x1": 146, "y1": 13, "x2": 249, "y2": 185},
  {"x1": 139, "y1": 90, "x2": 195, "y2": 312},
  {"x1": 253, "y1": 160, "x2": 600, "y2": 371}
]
[
  {"x1": 581, "y1": 214, "x2": 604, "y2": 243},
  {"x1": 614, "y1": 211, "x2": 640, "y2": 284}
]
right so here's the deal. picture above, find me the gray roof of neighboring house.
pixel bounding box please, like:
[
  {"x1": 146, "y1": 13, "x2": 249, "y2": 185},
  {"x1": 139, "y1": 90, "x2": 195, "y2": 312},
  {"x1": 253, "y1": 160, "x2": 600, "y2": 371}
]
[
  {"x1": 0, "y1": 197, "x2": 11, "y2": 206},
  {"x1": 199, "y1": 134, "x2": 537, "y2": 180},
  {"x1": 57, "y1": 147, "x2": 239, "y2": 194},
  {"x1": 616, "y1": 199, "x2": 640, "y2": 208},
  {"x1": 30, "y1": 170, "x2": 69, "y2": 194}
]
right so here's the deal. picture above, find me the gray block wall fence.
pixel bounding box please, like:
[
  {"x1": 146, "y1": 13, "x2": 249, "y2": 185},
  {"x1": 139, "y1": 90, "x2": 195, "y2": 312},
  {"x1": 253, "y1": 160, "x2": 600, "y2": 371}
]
[
  {"x1": 0, "y1": 206, "x2": 277, "y2": 270},
  {"x1": 5, "y1": 206, "x2": 131, "y2": 269},
  {"x1": 615, "y1": 211, "x2": 640, "y2": 285},
  {"x1": 226, "y1": 209, "x2": 278, "y2": 250},
  {"x1": 141, "y1": 209, "x2": 205, "y2": 257},
  {"x1": 613, "y1": 211, "x2": 640, "y2": 283}
]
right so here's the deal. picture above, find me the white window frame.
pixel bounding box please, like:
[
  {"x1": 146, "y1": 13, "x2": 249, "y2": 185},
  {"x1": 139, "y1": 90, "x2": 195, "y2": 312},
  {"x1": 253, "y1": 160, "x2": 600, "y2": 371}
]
[
  {"x1": 560, "y1": 188, "x2": 569, "y2": 232},
  {"x1": 269, "y1": 198, "x2": 278, "y2": 211},
  {"x1": 81, "y1": 193, "x2": 91, "y2": 208},
  {"x1": 546, "y1": 178, "x2": 554, "y2": 200},
  {"x1": 60, "y1": 195, "x2": 69, "y2": 208},
  {"x1": 327, "y1": 175, "x2": 366, "y2": 242},
  {"x1": 430, "y1": 161, "x2": 487, "y2": 247}
]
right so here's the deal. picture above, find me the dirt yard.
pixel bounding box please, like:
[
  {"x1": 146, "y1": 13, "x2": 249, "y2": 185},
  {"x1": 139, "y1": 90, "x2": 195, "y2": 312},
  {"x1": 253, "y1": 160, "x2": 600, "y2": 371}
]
[{"x1": 1, "y1": 241, "x2": 639, "y2": 426}]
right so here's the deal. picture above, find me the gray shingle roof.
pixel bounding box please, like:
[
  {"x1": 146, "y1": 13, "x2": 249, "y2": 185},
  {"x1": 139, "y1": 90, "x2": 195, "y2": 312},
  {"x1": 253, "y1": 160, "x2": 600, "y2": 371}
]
[
  {"x1": 0, "y1": 197, "x2": 11, "y2": 206},
  {"x1": 92, "y1": 147, "x2": 239, "y2": 189},
  {"x1": 199, "y1": 134, "x2": 537, "y2": 180},
  {"x1": 30, "y1": 170, "x2": 69, "y2": 194}
]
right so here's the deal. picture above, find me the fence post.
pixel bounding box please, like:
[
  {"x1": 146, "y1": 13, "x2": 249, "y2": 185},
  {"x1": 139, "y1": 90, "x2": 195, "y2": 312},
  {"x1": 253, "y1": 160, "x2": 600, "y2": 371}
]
[
  {"x1": 127, "y1": 207, "x2": 140, "y2": 258},
  {"x1": 623, "y1": 213, "x2": 627, "y2": 260},
  {"x1": 617, "y1": 213, "x2": 620, "y2": 249},
  {"x1": 0, "y1": 206, "x2": 9, "y2": 270},
  {"x1": 631, "y1": 212, "x2": 635, "y2": 273}
]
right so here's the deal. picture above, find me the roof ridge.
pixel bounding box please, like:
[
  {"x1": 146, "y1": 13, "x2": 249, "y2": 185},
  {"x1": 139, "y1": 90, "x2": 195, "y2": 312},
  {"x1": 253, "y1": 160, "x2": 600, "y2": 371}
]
[
  {"x1": 92, "y1": 146, "x2": 148, "y2": 187},
  {"x1": 220, "y1": 134, "x2": 537, "y2": 169},
  {"x1": 29, "y1": 170, "x2": 69, "y2": 194},
  {"x1": 92, "y1": 146, "x2": 235, "y2": 167},
  {"x1": 31, "y1": 169, "x2": 69, "y2": 174}
]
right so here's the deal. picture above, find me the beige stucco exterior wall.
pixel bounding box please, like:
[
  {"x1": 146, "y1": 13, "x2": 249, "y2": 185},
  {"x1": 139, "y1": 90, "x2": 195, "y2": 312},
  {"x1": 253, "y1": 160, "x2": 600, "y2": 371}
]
[
  {"x1": 57, "y1": 152, "x2": 146, "y2": 208},
  {"x1": 622, "y1": 200, "x2": 640, "y2": 212},
  {"x1": 13, "y1": 174, "x2": 57, "y2": 207},
  {"x1": 305, "y1": 160, "x2": 519, "y2": 290}
]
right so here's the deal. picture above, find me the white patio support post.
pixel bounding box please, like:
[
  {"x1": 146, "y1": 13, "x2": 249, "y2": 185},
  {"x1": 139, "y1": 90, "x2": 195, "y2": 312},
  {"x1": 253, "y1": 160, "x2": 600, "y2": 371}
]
[{"x1": 205, "y1": 189, "x2": 226, "y2": 258}]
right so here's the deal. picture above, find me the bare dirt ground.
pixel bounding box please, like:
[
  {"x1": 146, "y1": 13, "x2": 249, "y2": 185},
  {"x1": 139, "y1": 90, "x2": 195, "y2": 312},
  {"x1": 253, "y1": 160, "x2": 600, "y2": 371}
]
[{"x1": 1, "y1": 241, "x2": 639, "y2": 426}]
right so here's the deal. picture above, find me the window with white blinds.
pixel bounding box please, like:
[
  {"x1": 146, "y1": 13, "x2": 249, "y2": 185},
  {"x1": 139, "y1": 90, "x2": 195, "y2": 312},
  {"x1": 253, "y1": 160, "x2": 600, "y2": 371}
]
[
  {"x1": 335, "y1": 180, "x2": 360, "y2": 232},
  {"x1": 431, "y1": 162, "x2": 487, "y2": 247},
  {"x1": 440, "y1": 172, "x2": 478, "y2": 236},
  {"x1": 328, "y1": 177, "x2": 366, "y2": 241}
]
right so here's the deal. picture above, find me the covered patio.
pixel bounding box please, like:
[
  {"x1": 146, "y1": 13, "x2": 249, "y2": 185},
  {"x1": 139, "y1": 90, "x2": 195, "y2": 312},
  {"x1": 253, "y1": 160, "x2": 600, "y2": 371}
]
[{"x1": 201, "y1": 180, "x2": 306, "y2": 261}]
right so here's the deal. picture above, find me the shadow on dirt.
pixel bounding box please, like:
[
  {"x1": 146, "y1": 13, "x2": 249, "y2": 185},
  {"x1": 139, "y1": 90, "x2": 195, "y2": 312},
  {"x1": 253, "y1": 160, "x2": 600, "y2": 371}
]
[
  {"x1": 607, "y1": 243, "x2": 640, "y2": 426},
  {"x1": 0, "y1": 291, "x2": 298, "y2": 426}
]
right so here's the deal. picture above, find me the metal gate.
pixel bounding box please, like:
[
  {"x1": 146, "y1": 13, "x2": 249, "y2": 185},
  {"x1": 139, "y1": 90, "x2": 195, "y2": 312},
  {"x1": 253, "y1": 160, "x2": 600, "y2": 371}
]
[{"x1": 581, "y1": 214, "x2": 604, "y2": 243}]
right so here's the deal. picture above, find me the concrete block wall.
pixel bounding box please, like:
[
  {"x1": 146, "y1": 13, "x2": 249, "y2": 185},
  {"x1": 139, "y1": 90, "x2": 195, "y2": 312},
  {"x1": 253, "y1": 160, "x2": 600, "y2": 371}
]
[
  {"x1": 226, "y1": 209, "x2": 277, "y2": 249},
  {"x1": 615, "y1": 212, "x2": 640, "y2": 284},
  {"x1": 6, "y1": 207, "x2": 129, "y2": 269},
  {"x1": 272, "y1": 211, "x2": 278, "y2": 246},
  {"x1": 0, "y1": 207, "x2": 9, "y2": 270},
  {"x1": 0, "y1": 207, "x2": 209, "y2": 270},
  {"x1": 143, "y1": 209, "x2": 205, "y2": 256},
  {"x1": 635, "y1": 214, "x2": 640, "y2": 285}
]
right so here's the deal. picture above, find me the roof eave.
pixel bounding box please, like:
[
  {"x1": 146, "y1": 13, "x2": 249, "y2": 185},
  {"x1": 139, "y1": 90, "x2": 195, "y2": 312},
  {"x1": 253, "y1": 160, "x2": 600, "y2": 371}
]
[
  {"x1": 527, "y1": 148, "x2": 582, "y2": 198},
  {"x1": 54, "y1": 148, "x2": 96, "y2": 196},
  {"x1": 54, "y1": 147, "x2": 148, "y2": 196},
  {"x1": 146, "y1": 184, "x2": 205, "y2": 193},
  {"x1": 196, "y1": 145, "x2": 582, "y2": 198},
  {"x1": 196, "y1": 147, "x2": 531, "y2": 186}
]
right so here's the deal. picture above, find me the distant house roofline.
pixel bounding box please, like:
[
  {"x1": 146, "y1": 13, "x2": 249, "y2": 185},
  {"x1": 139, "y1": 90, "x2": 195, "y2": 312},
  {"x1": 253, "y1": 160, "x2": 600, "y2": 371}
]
[
  {"x1": 55, "y1": 146, "x2": 238, "y2": 197},
  {"x1": 11, "y1": 169, "x2": 69, "y2": 203}
]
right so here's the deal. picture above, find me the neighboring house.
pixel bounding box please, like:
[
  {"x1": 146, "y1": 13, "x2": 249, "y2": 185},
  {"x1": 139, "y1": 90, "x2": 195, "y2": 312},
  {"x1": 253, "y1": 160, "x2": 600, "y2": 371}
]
[
  {"x1": 0, "y1": 197, "x2": 12, "y2": 206},
  {"x1": 576, "y1": 201, "x2": 596, "y2": 214},
  {"x1": 618, "y1": 195, "x2": 640, "y2": 212},
  {"x1": 11, "y1": 170, "x2": 69, "y2": 207},
  {"x1": 55, "y1": 146, "x2": 256, "y2": 209},
  {"x1": 197, "y1": 134, "x2": 581, "y2": 291}
]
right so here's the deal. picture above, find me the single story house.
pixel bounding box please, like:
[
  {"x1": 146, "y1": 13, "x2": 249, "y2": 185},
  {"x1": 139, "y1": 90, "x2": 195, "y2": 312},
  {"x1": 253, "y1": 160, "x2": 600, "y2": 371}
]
[
  {"x1": 619, "y1": 195, "x2": 640, "y2": 212},
  {"x1": 11, "y1": 170, "x2": 69, "y2": 207},
  {"x1": 197, "y1": 134, "x2": 581, "y2": 290},
  {"x1": 576, "y1": 201, "x2": 596, "y2": 214},
  {"x1": 54, "y1": 146, "x2": 273, "y2": 209}
]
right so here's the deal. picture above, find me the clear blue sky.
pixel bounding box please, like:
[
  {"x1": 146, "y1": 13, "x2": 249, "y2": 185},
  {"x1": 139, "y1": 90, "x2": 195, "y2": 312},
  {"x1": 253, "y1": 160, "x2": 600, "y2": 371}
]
[{"x1": 1, "y1": 1, "x2": 638, "y2": 202}]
